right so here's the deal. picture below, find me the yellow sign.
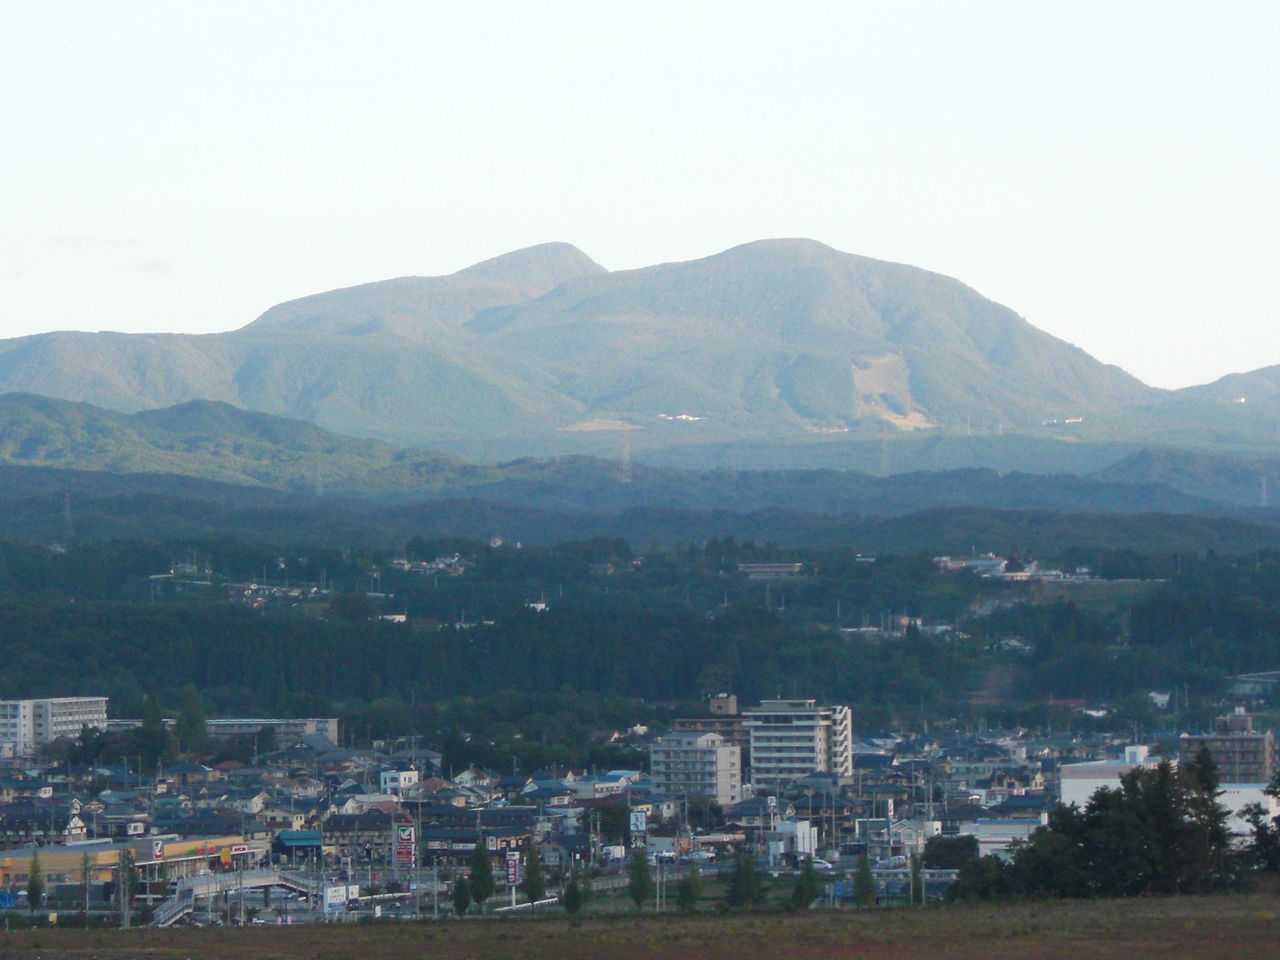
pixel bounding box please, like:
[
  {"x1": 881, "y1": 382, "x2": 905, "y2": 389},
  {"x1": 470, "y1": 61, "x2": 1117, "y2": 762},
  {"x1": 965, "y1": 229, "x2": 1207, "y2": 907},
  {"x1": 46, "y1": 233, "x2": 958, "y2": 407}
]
[{"x1": 220, "y1": 848, "x2": 232, "y2": 866}]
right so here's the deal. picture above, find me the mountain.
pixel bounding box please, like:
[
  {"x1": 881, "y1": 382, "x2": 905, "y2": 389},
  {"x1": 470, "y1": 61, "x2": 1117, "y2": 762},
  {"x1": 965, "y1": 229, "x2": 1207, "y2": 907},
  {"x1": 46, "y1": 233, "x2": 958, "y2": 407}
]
[
  {"x1": 0, "y1": 392, "x2": 447, "y2": 491},
  {"x1": 0, "y1": 239, "x2": 1218, "y2": 463},
  {"x1": 1095, "y1": 448, "x2": 1280, "y2": 507},
  {"x1": 1181, "y1": 365, "x2": 1280, "y2": 406},
  {"x1": 0, "y1": 392, "x2": 1269, "y2": 524}
]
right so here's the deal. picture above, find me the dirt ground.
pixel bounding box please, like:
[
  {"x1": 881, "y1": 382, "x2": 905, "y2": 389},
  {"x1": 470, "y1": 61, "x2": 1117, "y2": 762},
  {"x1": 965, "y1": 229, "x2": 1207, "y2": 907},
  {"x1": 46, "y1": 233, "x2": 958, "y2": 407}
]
[{"x1": 1, "y1": 894, "x2": 1278, "y2": 960}]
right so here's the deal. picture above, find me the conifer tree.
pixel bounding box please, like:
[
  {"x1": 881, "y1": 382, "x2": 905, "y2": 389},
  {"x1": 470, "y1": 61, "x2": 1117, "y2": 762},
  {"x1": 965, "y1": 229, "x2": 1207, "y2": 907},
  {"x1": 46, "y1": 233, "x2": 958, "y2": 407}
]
[
  {"x1": 468, "y1": 841, "x2": 494, "y2": 911},
  {"x1": 853, "y1": 852, "x2": 876, "y2": 907},
  {"x1": 627, "y1": 850, "x2": 654, "y2": 910},
  {"x1": 676, "y1": 862, "x2": 702, "y2": 912},
  {"x1": 451, "y1": 875, "x2": 471, "y2": 916},
  {"x1": 27, "y1": 851, "x2": 43, "y2": 914}
]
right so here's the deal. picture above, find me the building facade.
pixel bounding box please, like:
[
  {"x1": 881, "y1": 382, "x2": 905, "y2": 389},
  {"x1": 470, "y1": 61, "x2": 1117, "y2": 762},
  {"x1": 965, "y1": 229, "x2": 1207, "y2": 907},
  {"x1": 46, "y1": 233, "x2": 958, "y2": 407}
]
[
  {"x1": 743, "y1": 699, "x2": 853, "y2": 790},
  {"x1": 0, "y1": 697, "x2": 108, "y2": 757},
  {"x1": 649, "y1": 731, "x2": 742, "y2": 807},
  {"x1": 1179, "y1": 707, "x2": 1276, "y2": 784}
]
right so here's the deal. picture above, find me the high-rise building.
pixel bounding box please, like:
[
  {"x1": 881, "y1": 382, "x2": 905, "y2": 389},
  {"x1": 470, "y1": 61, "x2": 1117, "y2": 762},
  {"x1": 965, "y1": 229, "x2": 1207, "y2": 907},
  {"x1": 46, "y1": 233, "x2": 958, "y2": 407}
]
[
  {"x1": 649, "y1": 731, "x2": 743, "y2": 807},
  {"x1": 1179, "y1": 707, "x2": 1275, "y2": 784},
  {"x1": 743, "y1": 699, "x2": 853, "y2": 790},
  {"x1": 0, "y1": 697, "x2": 108, "y2": 756}
]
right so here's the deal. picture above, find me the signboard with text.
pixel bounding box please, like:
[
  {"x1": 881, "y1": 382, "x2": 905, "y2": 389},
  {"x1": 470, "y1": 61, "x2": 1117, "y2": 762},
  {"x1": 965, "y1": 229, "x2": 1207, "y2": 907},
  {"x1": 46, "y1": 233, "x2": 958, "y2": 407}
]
[
  {"x1": 323, "y1": 885, "x2": 347, "y2": 914},
  {"x1": 394, "y1": 823, "x2": 416, "y2": 865}
]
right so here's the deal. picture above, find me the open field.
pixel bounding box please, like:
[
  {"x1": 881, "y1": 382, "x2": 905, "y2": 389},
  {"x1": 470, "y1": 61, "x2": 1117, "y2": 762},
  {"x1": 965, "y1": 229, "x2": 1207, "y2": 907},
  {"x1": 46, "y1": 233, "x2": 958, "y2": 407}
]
[{"x1": 2, "y1": 895, "x2": 1280, "y2": 960}]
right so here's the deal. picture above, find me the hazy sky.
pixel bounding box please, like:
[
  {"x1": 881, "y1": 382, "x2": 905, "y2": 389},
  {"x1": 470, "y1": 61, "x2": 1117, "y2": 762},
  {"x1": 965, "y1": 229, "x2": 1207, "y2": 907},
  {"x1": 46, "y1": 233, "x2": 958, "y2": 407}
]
[{"x1": 2, "y1": 1, "x2": 1276, "y2": 389}]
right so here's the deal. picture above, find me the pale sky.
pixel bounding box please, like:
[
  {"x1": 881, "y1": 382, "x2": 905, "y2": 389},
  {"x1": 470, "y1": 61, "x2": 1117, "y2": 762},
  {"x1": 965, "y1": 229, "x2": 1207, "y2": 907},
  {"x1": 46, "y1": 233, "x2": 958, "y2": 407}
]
[{"x1": 1, "y1": 0, "x2": 1276, "y2": 389}]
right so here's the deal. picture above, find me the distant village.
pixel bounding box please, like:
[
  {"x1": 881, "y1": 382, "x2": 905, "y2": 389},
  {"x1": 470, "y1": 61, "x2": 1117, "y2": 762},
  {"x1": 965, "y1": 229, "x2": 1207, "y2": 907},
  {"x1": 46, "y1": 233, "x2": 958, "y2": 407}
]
[{"x1": 1, "y1": 689, "x2": 1276, "y2": 925}]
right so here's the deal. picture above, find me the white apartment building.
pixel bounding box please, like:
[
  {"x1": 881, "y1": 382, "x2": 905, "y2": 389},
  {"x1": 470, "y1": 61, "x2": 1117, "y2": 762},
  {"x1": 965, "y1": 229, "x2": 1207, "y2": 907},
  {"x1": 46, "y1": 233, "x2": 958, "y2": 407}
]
[
  {"x1": 743, "y1": 699, "x2": 853, "y2": 790},
  {"x1": 649, "y1": 731, "x2": 743, "y2": 807},
  {"x1": 0, "y1": 697, "x2": 108, "y2": 756}
]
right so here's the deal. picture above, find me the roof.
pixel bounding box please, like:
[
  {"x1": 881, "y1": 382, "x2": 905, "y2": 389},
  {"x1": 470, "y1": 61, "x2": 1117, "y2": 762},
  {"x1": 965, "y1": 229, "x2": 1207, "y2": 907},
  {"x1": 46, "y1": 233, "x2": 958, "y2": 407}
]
[{"x1": 276, "y1": 830, "x2": 323, "y2": 847}]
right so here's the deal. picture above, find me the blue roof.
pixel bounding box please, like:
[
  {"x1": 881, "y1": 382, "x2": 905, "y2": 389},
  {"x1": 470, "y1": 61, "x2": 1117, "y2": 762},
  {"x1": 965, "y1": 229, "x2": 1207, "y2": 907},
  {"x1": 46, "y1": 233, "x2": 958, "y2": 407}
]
[{"x1": 277, "y1": 830, "x2": 323, "y2": 847}]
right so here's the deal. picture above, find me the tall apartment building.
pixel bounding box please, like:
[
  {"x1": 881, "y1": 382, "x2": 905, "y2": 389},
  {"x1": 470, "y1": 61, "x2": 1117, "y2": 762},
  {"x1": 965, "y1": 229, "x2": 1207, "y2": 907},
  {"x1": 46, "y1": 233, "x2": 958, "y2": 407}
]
[
  {"x1": 649, "y1": 731, "x2": 743, "y2": 807},
  {"x1": 0, "y1": 697, "x2": 108, "y2": 756},
  {"x1": 1179, "y1": 707, "x2": 1276, "y2": 783},
  {"x1": 672, "y1": 693, "x2": 749, "y2": 760},
  {"x1": 743, "y1": 699, "x2": 853, "y2": 790}
]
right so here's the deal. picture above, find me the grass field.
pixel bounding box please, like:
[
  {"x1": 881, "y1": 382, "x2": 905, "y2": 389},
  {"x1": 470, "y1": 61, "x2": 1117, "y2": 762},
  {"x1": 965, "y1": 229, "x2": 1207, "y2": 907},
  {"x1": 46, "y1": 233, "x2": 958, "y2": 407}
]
[{"x1": 1, "y1": 894, "x2": 1279, "y2": 960}]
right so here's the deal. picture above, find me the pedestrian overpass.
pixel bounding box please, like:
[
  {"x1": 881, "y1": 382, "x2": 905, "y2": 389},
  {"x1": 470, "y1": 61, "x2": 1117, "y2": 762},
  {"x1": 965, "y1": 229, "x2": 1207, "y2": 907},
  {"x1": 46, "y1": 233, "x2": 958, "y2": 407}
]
[{"x1": 151, "y1": 869, "x2": 322, "y2": 927}]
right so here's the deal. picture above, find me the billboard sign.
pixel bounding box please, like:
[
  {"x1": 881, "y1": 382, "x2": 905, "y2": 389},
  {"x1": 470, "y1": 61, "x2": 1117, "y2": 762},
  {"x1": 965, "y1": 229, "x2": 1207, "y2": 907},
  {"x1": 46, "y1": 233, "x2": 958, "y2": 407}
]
[
  {"x1": 505, "y1": 850, "x2": 521, "y2": 885},
  {"x1": 152, "y1": 839, "x2": 165, "y2": 861},
  {"x1": 394, "y1": 823, "x2": 415, "y2": 865},
  {"x1": 323, "y1": 885, "x2": 348, "y2": 914}
]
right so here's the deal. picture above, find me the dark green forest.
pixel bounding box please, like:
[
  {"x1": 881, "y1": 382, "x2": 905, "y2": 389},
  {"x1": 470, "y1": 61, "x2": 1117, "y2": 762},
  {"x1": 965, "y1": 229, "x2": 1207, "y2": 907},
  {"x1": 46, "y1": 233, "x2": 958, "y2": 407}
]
[{"x1": 3, "y1": 530, "x2": 1280, "y2": 769}]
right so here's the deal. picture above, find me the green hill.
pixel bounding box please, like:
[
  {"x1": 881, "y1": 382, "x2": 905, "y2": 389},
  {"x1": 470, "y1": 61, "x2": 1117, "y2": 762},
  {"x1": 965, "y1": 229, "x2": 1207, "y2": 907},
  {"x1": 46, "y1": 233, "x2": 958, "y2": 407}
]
[
  {"x1": 0, "y1": 393, "x2": 1241, "y2": 519},
  {"x1": 0, "y1": 239, "x2": 1209, "y2": 461}
]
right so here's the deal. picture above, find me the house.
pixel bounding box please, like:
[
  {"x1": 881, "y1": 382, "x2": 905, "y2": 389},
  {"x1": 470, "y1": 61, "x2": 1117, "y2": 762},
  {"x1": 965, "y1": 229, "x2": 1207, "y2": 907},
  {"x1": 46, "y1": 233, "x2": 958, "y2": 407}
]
[{"x1": 322, "y1": 810, "x2": 405, "y2": 861}]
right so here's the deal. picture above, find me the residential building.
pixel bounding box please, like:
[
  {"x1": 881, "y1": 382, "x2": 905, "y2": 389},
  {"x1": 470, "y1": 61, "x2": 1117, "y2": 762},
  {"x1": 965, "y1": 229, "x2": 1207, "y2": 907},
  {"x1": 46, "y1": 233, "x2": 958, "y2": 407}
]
[
  {"x1": 0, "y1": 697, "x2": 107, "y2": 757},
  {"x1": 1179, "y1": 707, "x2": 1276, "y2": 784},
  {"x1": 648, "y1": 731, "x2": 742, "y2": 807},
  {"x1": 743, "y1": 699, "x2": 853, "y2": 790}
]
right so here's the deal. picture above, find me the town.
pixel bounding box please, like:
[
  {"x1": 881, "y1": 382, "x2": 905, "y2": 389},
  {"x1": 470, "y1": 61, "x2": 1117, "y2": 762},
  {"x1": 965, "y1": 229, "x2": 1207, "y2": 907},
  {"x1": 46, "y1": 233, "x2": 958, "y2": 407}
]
[{"x1": 1, "y1": 684, "x2": 1277, "y2": 925}]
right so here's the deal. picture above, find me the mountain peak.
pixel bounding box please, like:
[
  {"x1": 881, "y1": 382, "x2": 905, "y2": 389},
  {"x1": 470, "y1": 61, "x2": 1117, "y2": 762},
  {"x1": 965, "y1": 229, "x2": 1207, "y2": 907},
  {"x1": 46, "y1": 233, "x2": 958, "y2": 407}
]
[
  {"x1": 456, "y1": 242, "x2": 607, "y2": 289},
  {"x1": 239, "y1": 243, "x2": 605, "y2": 341}
]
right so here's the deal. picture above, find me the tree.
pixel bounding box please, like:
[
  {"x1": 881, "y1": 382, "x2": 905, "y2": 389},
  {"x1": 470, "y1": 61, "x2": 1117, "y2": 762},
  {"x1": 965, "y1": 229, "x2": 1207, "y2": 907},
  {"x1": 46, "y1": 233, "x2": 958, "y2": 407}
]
[
  {"x1": 117, "y1": 847, "x2": 138, "y2": 927},
  {"x1": 127, "y1": 694, "x2": 175, "y2": 773},
  {"x1": 923, "y1": 834, "x2": 978, "y2": 870},
  {"x1": 521, "y1": 846, "x2": 545, "y2": 904},
  {"x1": 452, "y1": 875, "x2": 471, "y2": 916},
  {"x1": 440, "y1": 726, "x2": 468, "y2": 776},
  {"x1": 27, "y1": 851, "x2": 44, "y2": 914},
  {"x1": 329, "y1": 591, "x2": 378, "y2": 621},
  {"x1": 627, "y1": 850, "x2": 654, "y2": 910},
  {"x1": 562, "y1": 878, "x2": 584, "y2": 915},
  {"x1": 468, "y1": 841, "x2": 494, "y2": 911},
  {"x1": 853, "y1": 852, "x2": 875, "y2": 907},
  {"x1": 725, "y1": 853, "x2": 762, "y2": 911},
  {"x1": 790, "y1": 855, "x2": 821, "y2": 910},
  {"x1": 599, "y1": 802, "x2": 629, "y2": 844},
  {"x1": 174, "y1": 683, "x2": 208, "y2": 753},
  {"x1": 952, "y1": 758, "x2": 1236, "y2": 902},
  {"x1": 1244, "y1": 769, "x2": 1280, "y2": 871},
  {"x1": 676, "y1": 863, "x2": 701, "y2": 913},
  {"x1": 686, "y1": 796, "x2": 724, "y2": 832}
]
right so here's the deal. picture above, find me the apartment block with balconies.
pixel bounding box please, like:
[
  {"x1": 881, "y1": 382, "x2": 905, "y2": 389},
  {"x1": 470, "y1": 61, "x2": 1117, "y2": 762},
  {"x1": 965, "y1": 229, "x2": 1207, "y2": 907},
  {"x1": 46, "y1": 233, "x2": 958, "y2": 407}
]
[
  {"x1": 648, "y1": 731, "x2": 742, "y2": 807},
  {"x1": 743, "y1": 699, "x2": 853, "y2": 790}
]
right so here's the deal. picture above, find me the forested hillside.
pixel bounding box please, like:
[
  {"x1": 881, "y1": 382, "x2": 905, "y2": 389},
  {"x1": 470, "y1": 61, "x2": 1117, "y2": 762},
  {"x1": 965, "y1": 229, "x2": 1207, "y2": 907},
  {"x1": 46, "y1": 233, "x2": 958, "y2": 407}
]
[{"x1": 4, "y1": 532, "x2": 1279, "y2": 768}]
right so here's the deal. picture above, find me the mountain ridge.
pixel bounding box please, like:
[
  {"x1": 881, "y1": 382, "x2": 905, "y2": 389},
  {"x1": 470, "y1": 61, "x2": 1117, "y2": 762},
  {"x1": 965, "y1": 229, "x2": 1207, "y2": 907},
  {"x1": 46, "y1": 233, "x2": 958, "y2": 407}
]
[
  {"x1": 0, "y1": 392, "x2": 1274, "y2": 521},
  {"x1": 0, "y1": 240, "x2": 1275, "y2": 463}
]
